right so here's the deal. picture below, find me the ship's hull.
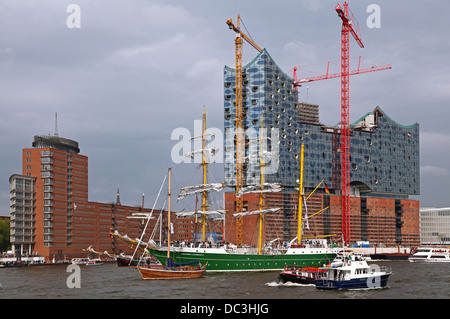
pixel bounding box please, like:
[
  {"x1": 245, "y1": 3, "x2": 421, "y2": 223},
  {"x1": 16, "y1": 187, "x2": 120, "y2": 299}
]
[
  {"x1": 148, "y1": 247, "x2": 337, "y2": 272},
  {"x1": 138, "y1": 267, "x2": 205, "y2": 280},
  {"x1": 278, "y1": 267, "x2": 324, "y2": 285},
  {"x1": 315, "y1": 273, "x2": 391, "y2": 290},
  {"x1": 278, "y1": 273, "x2": 316, "y2": 285}
]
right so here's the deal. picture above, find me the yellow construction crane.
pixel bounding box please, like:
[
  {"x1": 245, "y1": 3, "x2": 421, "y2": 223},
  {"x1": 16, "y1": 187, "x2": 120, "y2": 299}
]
[{"x1": 226, "y1": 15, "x2": 262, "y2": 246}]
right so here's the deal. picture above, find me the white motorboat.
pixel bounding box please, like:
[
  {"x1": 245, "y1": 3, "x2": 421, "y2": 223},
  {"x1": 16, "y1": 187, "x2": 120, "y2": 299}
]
[
  {"x1": 408, "y1": 247, "x2": 450, "y2": 262},
  {"x1": 85, "y1": 258, "x2": 104, "y2": 266},
  {"x1": 71, "y1": 258, "x2": 90, "y2": 265},
  {"x1": 315, "y1": 259, "x2": 392, "y2": 290},
  {"x1": 71, "y1": 257, "x2": 103, "y2": 265}
]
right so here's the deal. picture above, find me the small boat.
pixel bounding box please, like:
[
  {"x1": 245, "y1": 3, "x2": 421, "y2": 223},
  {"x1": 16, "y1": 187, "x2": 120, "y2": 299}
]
[
  {"x1": 278, "y1": 266, "x2": 326, "y2": 285},
  {"x1": 138, "y1": 168, "x2": 205, "y2": 280},
  {"x1": 72, "y1": 257, "x2": 103, "y2": 265},
  {"x1": 71, "y1": 258, "x2": 91, "y2": 265},
  {"x1": 315, "y1": 259, "x2": 392, "y2": 290},
  {"x1": 138, "y1": 259, "x2": 206, "y2": 280},
  {"x1": 408, "y1": 247, "x2": 450, "y2": 262},
  {"x1": 85, "y1": 259, "x2": 103, "y2": 266}
]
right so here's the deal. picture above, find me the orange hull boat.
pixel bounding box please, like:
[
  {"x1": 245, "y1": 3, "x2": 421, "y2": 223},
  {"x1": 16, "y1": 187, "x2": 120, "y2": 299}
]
[{"x1": 138, "y1": 266, "x2": 205, "y2": 280}]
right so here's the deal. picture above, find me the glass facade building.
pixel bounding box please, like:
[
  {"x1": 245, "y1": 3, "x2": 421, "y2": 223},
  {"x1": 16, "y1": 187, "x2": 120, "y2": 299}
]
[{"x1": 224, "y1": 49, "x2": 419, "y2": 198}]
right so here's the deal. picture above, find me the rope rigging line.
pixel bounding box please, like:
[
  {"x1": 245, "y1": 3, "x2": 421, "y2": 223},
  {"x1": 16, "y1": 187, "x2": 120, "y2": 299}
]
[{"x1": 130, "y1": 171, "x2": 168, "y2": 263}]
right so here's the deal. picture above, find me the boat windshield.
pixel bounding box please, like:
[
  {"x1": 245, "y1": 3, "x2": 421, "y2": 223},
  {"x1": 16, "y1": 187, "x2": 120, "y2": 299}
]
[{"x1": 355, "y1": 268, "x2": 369, "y2": 275}]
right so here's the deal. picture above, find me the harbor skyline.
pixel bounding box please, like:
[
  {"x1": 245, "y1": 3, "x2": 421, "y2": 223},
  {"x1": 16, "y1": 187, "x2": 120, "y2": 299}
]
[{"x1": 1, "y1": 0, "x2": 450, "y2": 216}]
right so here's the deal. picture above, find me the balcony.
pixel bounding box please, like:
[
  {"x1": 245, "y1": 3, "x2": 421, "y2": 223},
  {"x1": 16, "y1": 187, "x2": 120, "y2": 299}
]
[
  {"x1": 41, "y1": 172, "x2": 53, "y2": 178},
  {"x1": 41, "y1": 150, "x2": 53, "y2": 157},
  {"x1": 41, "y1": 157, "x2": 53, "y2": 164}
]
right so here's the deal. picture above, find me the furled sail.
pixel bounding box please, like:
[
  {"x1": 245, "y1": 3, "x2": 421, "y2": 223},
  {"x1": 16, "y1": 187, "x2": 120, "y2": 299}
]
[
  {"x1": 184, "y1": 147, "x2": 219, "y2": 159},
  {"x1": 177, "y1": 183, "x2": 224, "y2": 200},
  {"x1": 236, "y1": 183, "x2": 282, "y2": 198},
  {"x1": 247, "y1": 150, "x2": 279, "y2": 159},
  {"x1": 127, "y1": 212, "x2": 155, "y2": 219},
  {"x1": 233, "y1": 207, "x2": 282, "y2": 218},
  {"x1": 175, "y1": 210, "x2": 225, "y2": 218}
]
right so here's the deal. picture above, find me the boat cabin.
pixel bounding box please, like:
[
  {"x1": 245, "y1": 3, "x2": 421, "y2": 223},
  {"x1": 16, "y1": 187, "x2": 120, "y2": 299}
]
[{"x1": 318, "y1": 261, "x2": 372, "y2": 281}]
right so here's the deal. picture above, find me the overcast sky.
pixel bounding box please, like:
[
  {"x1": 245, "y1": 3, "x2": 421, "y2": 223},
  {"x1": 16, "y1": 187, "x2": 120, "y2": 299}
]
[{"x1": 1, "y1": 0, "x2": 449, "y2": 215}]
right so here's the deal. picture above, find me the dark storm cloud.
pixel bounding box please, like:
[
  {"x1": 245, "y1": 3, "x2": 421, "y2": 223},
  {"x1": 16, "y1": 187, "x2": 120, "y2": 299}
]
[{"x1": 1, "y1": 0, "x2": 449, "y2": 214}]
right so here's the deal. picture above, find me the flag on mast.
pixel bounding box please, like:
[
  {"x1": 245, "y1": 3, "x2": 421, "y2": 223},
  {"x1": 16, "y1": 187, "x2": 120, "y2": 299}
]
[{"x1": 324, "y1": 182, "x2": 330, "y2": 194}]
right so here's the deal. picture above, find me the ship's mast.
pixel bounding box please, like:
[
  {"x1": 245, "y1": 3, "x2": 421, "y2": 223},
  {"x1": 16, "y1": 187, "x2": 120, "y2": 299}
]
[
  {"x1": 177, "y1": 108, "x2": 223, "y2": 243},
  {"x1": 201, "y1": 107, "x2": 208, "y2": 242},
  {"x1": 166, "y1": 168, "x2": 172, "y2": 262},
  {"x1": 297, "y1": 144, "x2": 304, "y2": 245}
]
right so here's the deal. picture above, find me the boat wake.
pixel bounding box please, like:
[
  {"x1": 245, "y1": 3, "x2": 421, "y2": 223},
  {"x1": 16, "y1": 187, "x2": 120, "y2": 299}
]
[{"x1": 265, "y1": 281, "x2": 314, "y2": 287}]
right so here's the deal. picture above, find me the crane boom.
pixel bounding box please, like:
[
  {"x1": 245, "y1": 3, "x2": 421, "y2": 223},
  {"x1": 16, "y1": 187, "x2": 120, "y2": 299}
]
[
  {"x1": 226, "y1": 18, "x2": 263, "y2": 53},
  {"x1": 293, "y1": 62, "x2": 392, "y2": 86},
  {"x1": 335, "y1": 3, "x2": 364, "y2": 48}
]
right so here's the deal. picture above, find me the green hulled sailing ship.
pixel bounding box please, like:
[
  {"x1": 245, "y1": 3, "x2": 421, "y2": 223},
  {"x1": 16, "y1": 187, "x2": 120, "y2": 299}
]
[
  {"x1": 146, "y1": 110, "x2": 337, "y2": 272},
  {"x1": 147, "y1": 244, "x2": 336, "y2": 272}
]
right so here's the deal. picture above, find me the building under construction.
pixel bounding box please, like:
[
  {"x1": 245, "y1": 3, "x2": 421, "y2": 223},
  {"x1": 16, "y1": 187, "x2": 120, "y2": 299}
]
[{"x1": 223, "y1": 49, "x2": 420, "y2": 247}]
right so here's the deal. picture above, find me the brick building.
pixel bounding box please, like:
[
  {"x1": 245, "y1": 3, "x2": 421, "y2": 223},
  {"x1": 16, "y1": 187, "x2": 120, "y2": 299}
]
[
  {"x1": 9, "y1": 134, "x2": 171, "y2": 261},
  {"x1": 224, "y1": 192, "x2": 419, "y2": 247}
]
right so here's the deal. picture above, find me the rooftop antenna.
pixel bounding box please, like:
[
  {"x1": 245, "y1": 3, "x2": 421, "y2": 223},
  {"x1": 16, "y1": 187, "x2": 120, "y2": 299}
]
[{"x1": 54, "y1": 112, "x2": 59, "y2": 137}]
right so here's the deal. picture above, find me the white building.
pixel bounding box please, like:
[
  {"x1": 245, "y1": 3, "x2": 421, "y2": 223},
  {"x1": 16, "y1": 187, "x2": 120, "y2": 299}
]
[
  {"x1": 420, "y1": 207, "x2": 450, "y2": 244},
  {"x1": 9, "y1": 174, "x2": 36, "y2": 256}
]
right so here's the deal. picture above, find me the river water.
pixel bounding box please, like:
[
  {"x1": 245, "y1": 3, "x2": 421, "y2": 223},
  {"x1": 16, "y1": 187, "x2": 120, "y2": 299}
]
[{"x1": 1, "y1": 260, "x2": 449, "y2": 300}]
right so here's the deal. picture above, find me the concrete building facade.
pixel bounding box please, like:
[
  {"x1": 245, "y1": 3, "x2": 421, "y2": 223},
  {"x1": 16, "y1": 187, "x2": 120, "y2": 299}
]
[{"x1": 420, "y1": 207, "x2": 450, "y2": 244}]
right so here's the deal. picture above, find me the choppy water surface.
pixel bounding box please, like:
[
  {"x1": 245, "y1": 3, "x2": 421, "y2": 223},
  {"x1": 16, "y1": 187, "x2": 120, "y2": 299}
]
[{"x1": 0, "y1": 260, "x2": 449, "y2": 299}]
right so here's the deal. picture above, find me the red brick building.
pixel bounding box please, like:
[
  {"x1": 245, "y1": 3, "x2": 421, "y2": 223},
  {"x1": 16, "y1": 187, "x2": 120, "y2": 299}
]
[
  {"x1": 223, "y1": 191, "x2": 420, "y2": 247},
  {"x1": 10, "y1": 135, "x2": 171, "y2": 261}
]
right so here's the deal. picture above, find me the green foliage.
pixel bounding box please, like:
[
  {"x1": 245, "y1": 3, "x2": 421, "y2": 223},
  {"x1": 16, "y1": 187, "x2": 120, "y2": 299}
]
[{"x1": 0, "y1": 218, "x2": 11, "y2": 252}]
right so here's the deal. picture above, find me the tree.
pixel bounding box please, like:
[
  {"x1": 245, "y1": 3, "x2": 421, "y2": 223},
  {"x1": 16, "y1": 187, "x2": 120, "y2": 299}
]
[{"x1": 0, "y1": 218, "x2": 11, "y2": 252}]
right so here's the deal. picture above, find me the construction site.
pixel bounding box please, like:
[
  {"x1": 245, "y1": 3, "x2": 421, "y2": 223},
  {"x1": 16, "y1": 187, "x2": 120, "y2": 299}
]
[{"x1": 221, "y1": 3, "x2": 420, "y2": 248}]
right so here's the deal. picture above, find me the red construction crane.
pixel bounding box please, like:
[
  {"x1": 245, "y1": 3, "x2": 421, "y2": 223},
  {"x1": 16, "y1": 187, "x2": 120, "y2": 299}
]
[
  {"x1": 336, "y1": 1, "x2": 364, "y2": 245},
  {"x1": 290, "y1": 3, "x2": 390, "y2": 246},
  {"x1": 292, "y1": 58, "x2": 391, "y2": 223}
]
